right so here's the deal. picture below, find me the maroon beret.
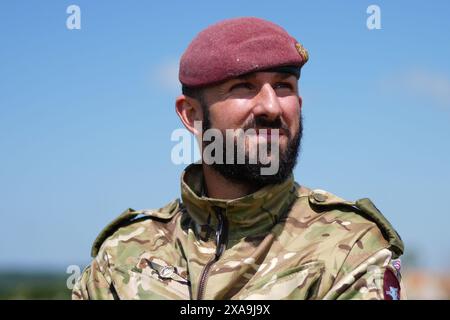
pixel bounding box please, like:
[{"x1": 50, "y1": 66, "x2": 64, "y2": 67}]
[{"x1": 179, "y1": 17, "x2": 309, "y2": 88}]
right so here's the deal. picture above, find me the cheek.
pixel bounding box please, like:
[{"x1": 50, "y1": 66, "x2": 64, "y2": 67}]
[
  {"x1": 209, "y1": 100, "x2": 250, "y2": 129},
  {"x1": 281, "y1": 97, "x2": 301, "y2": 130}
]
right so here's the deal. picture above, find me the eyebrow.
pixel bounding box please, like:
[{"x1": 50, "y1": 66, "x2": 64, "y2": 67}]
[{"x1": 217, "y1": 72, "x2": 296, "y2": 93}]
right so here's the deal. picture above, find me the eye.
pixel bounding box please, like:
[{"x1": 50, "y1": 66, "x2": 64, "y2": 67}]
[
  {"x1": 273, "y1": 82, "x2": 294, "y2": 90},
  {"x1": 229, "y1": 82, "x2": 254, "y2": 92}
]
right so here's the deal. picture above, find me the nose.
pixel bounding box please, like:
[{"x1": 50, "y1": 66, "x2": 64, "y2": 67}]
[{"x1": 251, "y1": 83, "x2": 282, "y2": 121}]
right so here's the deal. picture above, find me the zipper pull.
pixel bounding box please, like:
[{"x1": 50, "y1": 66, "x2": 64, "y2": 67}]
[{"x1": 213, "y1": 207, "x2": 228, "y2": 259}]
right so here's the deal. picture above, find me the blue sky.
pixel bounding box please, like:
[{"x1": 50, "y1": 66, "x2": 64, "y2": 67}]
[{"x1": 0, "y1": 0, "x2": 449, "y2": 272}]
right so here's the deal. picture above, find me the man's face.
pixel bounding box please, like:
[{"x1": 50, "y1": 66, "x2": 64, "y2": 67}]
[{"x1": 199, "y1": 71, "x2": 303, "y2": 187}]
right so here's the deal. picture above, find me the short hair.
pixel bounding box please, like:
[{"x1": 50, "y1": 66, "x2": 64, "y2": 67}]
[{"x1": 181, "y1": 85, "x2": 204, "y2": 101}]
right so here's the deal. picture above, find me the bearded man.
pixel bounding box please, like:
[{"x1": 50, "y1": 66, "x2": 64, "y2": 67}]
[{"x1": 73, "y1": 17, "x2": 405, "y2": 300}]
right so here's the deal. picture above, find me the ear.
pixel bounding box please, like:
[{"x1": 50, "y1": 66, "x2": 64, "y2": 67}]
[
  {"x1": 175, "y1": 95, "x2": 203, "y2": 136},
  {"x1": 298, "y1": 95, "x2": 303, "y2": 111}
]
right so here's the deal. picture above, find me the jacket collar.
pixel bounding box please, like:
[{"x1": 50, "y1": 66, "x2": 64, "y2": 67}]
[{"x1": 180, "y1": 163, "x2": 298, "y2": 239}]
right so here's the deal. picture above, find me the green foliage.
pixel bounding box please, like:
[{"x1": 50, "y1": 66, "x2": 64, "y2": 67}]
[{"x1": 0, "y1": 271, "x2": 71, "y2": 300}]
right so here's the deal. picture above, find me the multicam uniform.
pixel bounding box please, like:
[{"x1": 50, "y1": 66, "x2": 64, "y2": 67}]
[{"x1": 72, "y1": 163, "x2": 405, "y2": 300}]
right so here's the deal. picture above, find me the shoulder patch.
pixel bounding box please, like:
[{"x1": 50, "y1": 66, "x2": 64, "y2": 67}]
[
  {"x1": 383, "y1": 268, "x2": 401, "y2": 300},
  {"x1": 91, "y1": 198, "x2": 181, "y2": 257},
  {"x1": 308, "y1": 189, "x2": 404, "y2": 258}
]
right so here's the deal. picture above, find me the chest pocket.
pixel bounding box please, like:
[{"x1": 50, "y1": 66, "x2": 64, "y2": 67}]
[
  {"x1": 113, "y1": 256, "x2": 191, "y2": 300},
  {"x1": 237, "y1": 261, "x2": 325, "y2": 300}
]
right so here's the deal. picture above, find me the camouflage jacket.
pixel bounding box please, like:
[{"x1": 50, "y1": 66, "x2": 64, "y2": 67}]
[{"x1": 73, "y1": 163, "x2": 406, "y2": 300}]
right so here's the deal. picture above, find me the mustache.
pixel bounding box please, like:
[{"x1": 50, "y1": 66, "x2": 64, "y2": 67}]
[{"x1": 241, "y1": 117, "x2": 290, "y2": 138}]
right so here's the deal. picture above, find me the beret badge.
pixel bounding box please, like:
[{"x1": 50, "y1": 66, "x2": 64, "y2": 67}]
[{"x1": 295, "y1": 42, "x2": 309, "y2": 64}]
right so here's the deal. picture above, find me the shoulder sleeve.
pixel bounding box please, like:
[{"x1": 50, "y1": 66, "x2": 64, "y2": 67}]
[
  {"x1": 308, "y1": 190, "x2": 404, "y2": 258},
  {"x1": 72, "y1": 256, "x2": 116, "y2": 300},
  {"x1": 74, "y1": 199, "x2": 182, "y2": 299},
  {"x1": 354, "y1": 198, "x2": 404, "y2": 258},
  {"x1": 322, "y1": 226, "x2": 406, "y2": 300},
  {"x1": 91, "y1": 198, "x2": 181, "y2": 257}
]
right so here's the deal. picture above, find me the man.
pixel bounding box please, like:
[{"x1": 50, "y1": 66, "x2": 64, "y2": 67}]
[{"x1": 72, "y1": 17, "x2": 405, "y2": 300}]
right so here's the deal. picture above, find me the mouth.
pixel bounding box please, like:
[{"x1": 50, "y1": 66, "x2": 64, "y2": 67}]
[{"x1": 254, "y1": 128, "x2": 287, "y2": 137}]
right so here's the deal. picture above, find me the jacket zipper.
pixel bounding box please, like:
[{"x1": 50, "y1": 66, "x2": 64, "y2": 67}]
[{"x1": 197, "y1": 206, "x2": 228, "y2": 300}]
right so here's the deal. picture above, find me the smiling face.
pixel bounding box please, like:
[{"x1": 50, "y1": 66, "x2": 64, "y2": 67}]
[
  {"x1": 202, "y1": 72, "x2": 300, "y2": 142},
  {"x1": 197, "y1": 71, "x2": 303, "y2": 186},
  {"x1": 176, "y1": 17, "x2": 308, "y2": 188}
]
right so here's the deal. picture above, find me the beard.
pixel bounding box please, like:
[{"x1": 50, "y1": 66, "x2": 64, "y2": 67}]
[{"x1": 201, "y1": 105, "x2": 302, "y2": 189}]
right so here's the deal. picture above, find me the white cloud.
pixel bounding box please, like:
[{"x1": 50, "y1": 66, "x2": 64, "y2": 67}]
[
  {"x1": 380, "y1": 68, "x2": 450, "y2": 109},
  {"x1": 150, "y1": 59, "x2": 181, "y2": 93}
]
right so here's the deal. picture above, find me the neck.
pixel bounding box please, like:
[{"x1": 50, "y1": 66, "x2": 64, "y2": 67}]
[{"x1": 202, "y1": 164, "x2": 259, "y2": 200}]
